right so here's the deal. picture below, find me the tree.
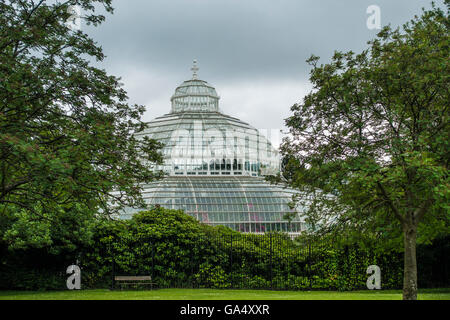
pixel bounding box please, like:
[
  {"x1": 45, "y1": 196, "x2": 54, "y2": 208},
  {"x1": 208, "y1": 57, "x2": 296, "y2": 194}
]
[
  {"x1": 0, "y1": 0, "x2": 163, "y2": 252},
  {"x1": 281, "y1": 1, "x2": 449, "y2": 300}
]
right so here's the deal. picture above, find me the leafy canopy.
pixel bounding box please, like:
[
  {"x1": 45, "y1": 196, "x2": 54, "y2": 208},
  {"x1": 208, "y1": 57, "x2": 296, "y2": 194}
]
[
  {"x1": 0, "y1": 0, "x2": 163, "y2": 251},
  {"x1": 281, "y1": 1, "x2": 449, "y2": 245}
]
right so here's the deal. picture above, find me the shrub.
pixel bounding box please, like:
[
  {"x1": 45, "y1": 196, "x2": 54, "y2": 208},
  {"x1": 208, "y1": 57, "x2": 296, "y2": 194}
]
[{"x1": 1, "y1": 207, "x2": 448, "y2": 290}]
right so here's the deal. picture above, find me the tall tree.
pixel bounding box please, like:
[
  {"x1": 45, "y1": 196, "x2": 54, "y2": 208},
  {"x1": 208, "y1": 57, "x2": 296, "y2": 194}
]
[
  {"x1": 281, "y1": 2, "x2": 449, "y2": 300},
  {"x1": 0, "y1": 0, "x2": 163, "y2": 251}
]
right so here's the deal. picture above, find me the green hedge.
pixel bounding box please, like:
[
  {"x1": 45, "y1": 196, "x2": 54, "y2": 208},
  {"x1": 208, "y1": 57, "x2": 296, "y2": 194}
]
[{"x1": 0, "y1": 207, "x2": 448, "y2": 290}]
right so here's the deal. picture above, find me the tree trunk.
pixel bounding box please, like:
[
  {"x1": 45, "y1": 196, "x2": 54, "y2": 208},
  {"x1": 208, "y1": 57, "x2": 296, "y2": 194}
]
[{"x1": 403, "y1": 225, "x2": 418, "y2": 300}]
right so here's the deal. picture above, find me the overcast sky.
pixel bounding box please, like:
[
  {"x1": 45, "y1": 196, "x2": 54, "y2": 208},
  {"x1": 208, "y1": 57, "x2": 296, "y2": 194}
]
[{"x1": 84, "y1": 0, "x2": 438, "y2": 146}]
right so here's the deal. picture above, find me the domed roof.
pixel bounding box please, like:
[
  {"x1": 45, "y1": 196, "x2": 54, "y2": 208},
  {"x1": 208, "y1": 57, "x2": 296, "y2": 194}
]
[
  {"x1": 136, "y1": 60, "x2": 280, "y2": 177},
  {"x1": 171, "y1": 79, "x2": 219, "y2": 99},
  {"x1": 170, "y1": 60, "x2": 220, "y2": 113},
  {"x1": 137, "y1": 111, "x2": 280, "y2": 177},
  {"x1": 123, "y1": 61, "x2": 304, "y2": 236}
]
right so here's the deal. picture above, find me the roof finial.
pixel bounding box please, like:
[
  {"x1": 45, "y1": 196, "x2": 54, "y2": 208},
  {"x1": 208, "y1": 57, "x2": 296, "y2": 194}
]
[{"x1": 191, "y1": 59, "x2": 199, "y2": 80}]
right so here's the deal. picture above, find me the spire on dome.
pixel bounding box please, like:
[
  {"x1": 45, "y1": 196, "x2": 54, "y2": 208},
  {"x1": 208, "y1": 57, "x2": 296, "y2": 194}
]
[
  {"x1": 191, "y1": 59, "x2": 199, "y2": 80},
  {"x1": 170, "y1": 61, "x2": 220, "y2": 113}
]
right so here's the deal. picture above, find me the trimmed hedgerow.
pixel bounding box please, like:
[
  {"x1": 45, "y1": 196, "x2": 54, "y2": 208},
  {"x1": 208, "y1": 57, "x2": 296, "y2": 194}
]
[{"x1": 0, "y1": 207, "x2": 447, "y2": 290}]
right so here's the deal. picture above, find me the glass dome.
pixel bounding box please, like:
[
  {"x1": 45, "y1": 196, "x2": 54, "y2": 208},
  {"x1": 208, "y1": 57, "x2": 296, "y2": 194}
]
[
  {"x1": 122, "y1": 61, "x2": 304, "y2": 236},
  {"x1": 171, "y1": 79, "x2": 220, "y2": 113},
  {"x1": 136, "y1": 111, "x2": 280, "y2": 177},
  {"x1": 170, "y1": 60, "x2": 220, "y2": 113}
]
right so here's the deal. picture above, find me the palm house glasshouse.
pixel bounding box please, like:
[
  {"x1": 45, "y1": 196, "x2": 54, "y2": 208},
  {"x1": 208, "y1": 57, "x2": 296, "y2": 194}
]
[{"x1": 122, "y1": 61, "x2": 306, "y2": 236}]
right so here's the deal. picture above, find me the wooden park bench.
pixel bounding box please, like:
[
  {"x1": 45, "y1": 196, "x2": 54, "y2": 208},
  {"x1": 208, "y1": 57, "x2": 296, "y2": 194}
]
[{"x1": 114, "y1": 275, "x2": 156, "y2": 290}]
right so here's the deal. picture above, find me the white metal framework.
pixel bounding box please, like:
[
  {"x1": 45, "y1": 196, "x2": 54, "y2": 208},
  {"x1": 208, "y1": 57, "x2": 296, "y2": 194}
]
[{"x1": 123, "y1": 61, "x2": 305, "y2": 235}]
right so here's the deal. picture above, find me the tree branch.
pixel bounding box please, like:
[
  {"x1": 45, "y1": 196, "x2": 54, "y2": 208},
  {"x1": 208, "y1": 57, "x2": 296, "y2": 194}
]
[{"x1": 376, "y1": 181, "x2": 405, "y2": 224}]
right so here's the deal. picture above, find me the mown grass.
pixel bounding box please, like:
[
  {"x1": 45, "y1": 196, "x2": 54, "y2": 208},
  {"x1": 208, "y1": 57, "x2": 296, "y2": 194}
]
[{"x1": 0, "y1": 288, "x2": 449, "y2": 300}]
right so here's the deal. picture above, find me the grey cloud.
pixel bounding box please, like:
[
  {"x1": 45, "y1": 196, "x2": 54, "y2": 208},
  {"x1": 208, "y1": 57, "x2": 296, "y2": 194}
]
[
  {"x1": 88, "y1": 0, "x2": 435, "y2": 80},
  {"x1": 82, "y1": 0, "x2": 441, "y2": 138}
]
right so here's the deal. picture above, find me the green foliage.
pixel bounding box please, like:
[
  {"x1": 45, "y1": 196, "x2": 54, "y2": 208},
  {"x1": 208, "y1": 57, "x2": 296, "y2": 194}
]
[
  {"x1": 1, "y1": 207, "x2": 447, "y2": 291},
  {"x1": 281, "y1": 1, "x2": 449, "y2": 241},
  {"x1": 195, "y1": 263, "x2": 230, "y2": 289},
  {"x1": 0, "y1": 245, "x2": 76, "y2": 290},
  {"x1": 96, "y1": 215, "x2": 408, "y2": 291},
  {"x1": 280, "y1": 1, "x2": 449, "y2": 299},
  {"x1": 0, "y1": 0, "x2": 164, "y2": 251}
]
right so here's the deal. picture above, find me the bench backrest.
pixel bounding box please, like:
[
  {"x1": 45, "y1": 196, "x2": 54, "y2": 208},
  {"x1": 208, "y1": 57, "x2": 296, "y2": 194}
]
[{"x1": 114, "y1": 276, "x2": 152, "y2": 281}]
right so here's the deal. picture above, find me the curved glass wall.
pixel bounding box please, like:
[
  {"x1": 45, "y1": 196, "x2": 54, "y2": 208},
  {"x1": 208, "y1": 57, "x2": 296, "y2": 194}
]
[{"x1": 121, "y1": 176, "x2": 305, "y2": 234}]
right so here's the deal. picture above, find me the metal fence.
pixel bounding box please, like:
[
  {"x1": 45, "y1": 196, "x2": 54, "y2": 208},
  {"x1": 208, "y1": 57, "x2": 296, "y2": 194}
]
[
  {"x1": 108, "y1": 233, "x2": 421, "y2": 290},
  {"x1": 1, "y1": 233, "x2": 447, "y2": 291}
]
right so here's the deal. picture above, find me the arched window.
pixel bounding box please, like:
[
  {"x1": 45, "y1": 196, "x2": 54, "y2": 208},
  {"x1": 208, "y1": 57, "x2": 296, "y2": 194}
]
[
  {"x1": 221, "y1": 159, "x2": 226, "y2": 170},
  {"x1": 215, "y1": 159, "x2": 220, "y2": 171}
]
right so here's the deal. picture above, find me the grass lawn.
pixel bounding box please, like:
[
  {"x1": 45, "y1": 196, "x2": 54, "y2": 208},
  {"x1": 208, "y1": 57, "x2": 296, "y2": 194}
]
[{"x1": 0, "y1": 288, "x2": 449, "y2": 300}]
